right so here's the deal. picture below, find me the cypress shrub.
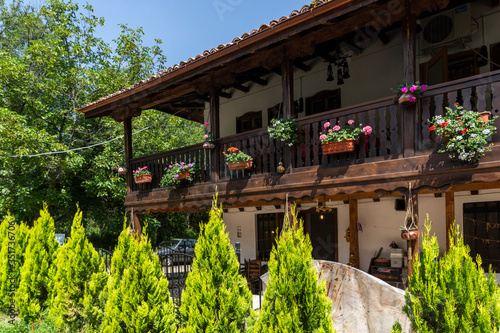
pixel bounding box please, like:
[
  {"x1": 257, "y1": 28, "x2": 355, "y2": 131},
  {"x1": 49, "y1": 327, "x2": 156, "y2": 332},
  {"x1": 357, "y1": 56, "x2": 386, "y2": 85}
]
[
  {"x1": 100, "y1": 225, "x2": 176, "y2": 332},
  {"x1": 15, "y1": 204, "x2": 60, "y2": 321},
  {"x1": 48, "y1": 207, "x2": 108, "y2": 331},
  {"x1": 0, "y1": 215, "x2": 30, "y2": 312},
  {"x1": 179, "y1": 195, "x2": 252, "y2": 332},
  {"x1": 254, "y1": 206, "x2": 335, "y2": 333},
  {"x1": 404, "y1": 215, "x2": 500, "y2": 332}
]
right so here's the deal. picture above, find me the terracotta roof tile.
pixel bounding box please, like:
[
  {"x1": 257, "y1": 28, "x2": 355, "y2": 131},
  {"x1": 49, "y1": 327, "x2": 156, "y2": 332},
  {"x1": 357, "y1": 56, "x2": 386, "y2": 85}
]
[{"x1": 81, "y1": 1, "x2": 336, "y2": 110}]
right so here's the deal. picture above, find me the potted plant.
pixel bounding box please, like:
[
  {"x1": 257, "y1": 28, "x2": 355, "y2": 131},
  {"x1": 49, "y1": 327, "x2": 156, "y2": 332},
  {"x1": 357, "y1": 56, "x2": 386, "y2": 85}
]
[
  {"x1": 223, "y1": 147, "x2": 253, "y2": 170},
  {"x1": 393, "y1": 81, "x2": 427, "y2": 104},
  {"x1": 133, "y1": 166, "x2": 152, "y2": 184},
  {"x1": 319, "y1": 120, "x2": 372, "y2": 154},
  {"x1": 268, "y1": 118, "x2": 298, "y2": 146},
  {"x1": 160, "y1": 162, "x2": 198, "y2": 189},
  {"x1": 203, "y1": 122, "x2": 215, "y2": 149},
  {"x1": 428, "y1": 103, "x2": 498, "y2": 164}
]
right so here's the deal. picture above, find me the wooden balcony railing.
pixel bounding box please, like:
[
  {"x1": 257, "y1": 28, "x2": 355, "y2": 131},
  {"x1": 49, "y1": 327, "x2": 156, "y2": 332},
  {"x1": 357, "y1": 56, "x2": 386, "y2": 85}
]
[{"x1": 128, "y1": 70, "x2": 500, "y2": 193}]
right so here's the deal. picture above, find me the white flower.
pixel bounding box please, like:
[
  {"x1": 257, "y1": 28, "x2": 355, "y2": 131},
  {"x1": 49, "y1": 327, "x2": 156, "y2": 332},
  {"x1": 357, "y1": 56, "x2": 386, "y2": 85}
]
[
  {"x1": 483, "y1": 129, "x2": 491, "y2": 135},
  {"x1": 470, "y1": 123, "x2": 475, "y2": 128},
  {"x1": 456, "y1": 135, "x2": 463, "y2": 141},
  {"x1": 470, "y1": 134, "x2": 477, "y2": 138}
]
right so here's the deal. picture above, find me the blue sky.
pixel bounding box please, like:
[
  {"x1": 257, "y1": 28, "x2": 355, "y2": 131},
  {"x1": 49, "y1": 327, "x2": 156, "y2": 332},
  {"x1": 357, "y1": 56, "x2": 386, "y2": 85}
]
[{"x1": 74, "y1": 0, "x2": 309, "y2": 67}]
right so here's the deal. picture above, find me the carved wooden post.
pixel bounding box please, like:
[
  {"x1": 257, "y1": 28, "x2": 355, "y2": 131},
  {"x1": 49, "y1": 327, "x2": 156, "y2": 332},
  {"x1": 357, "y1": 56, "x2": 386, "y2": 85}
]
[
  {"x1": 124, "y1": 117, "x2": 133, "y2": 194},
  {"x1": 445, "y1": 191, "x2": 455, "y2": 251},
  {"x1": 402, "y1": 0, "x2": 416, "y2": 158},
  {"x1": 348, "y1": 198, "x2": 360, "y2": 269},
  {"x1": 281, "y1": 46, "x2": 294, "y2": 171},
  {"x1": 209, "y1": 80, "x2": 220, "y2": 183}
]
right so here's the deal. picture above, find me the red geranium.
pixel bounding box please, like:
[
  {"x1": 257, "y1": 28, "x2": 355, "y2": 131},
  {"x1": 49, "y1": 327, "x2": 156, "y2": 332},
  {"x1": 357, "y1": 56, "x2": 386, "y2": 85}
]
[
  {"x1": 441, "y1": 122, "x2": 448, "y2": 128},
  {"x1": 429, "y1": 126, "x2": 437, "y2": 131}
]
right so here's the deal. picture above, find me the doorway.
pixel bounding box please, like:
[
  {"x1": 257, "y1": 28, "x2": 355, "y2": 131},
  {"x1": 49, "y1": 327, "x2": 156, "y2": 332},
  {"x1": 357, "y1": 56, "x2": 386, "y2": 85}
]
[{"x1": 301, "y1": 208, "x2": 338, "y2": 262}]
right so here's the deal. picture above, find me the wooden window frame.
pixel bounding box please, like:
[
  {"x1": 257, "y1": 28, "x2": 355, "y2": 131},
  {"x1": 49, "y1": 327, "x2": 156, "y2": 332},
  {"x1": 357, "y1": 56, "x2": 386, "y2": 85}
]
[
  {"x1": 305, "y1": 89, "x2": 341, "y2": 116},
  {"x1": 236, "y1": 111, "x2": 262, "y2": 134}
]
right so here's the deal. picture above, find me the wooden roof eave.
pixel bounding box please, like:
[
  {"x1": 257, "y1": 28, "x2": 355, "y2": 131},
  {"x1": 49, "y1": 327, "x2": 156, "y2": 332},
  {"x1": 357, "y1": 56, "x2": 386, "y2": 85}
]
[{"x1": 79, "y1": 0, "x2": 450, "y2": 121}]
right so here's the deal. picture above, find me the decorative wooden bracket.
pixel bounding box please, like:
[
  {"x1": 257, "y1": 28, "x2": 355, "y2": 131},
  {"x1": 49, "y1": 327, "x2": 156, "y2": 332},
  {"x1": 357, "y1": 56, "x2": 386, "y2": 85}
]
[{"x1": 110, "y1": 104, "x2": 141, "y2": 122}]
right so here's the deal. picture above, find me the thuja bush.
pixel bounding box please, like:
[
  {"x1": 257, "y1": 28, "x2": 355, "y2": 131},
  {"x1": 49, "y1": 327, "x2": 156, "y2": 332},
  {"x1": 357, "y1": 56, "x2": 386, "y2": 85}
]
[
  {"x1": 179, "y1": 194, "x2": 252, "y2": 332},
  {"x1": 253, "y1": 206, "x2": 335, "y2": 332},
  {"x1": 403, "y1": 215, "x2": 500, "y2": 332},
  {"x1": 15, "y1": 204, "x2": 60, "y2": 321},
  {"x1": 100, "y1": 225, "x2": 176, "y2": 332},
  {"x1": 0, "y1": 214, "x2": 30, "y2": 312},
  {"x1": 47, "y1": 207, "x2": 108, "y2": 332}
]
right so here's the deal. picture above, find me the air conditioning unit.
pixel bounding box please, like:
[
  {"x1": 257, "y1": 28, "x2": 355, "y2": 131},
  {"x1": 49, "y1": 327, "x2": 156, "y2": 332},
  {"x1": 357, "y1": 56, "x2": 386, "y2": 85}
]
[{"x1": 420, "y1": 3, "x2": 475, "y2": 53}]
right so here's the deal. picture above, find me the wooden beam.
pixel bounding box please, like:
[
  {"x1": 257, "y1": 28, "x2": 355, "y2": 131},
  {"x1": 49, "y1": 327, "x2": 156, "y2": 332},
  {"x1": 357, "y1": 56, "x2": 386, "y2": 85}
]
[
  {"x1": 407, "y1": 187, "x2": 419, "y2": 276},
  {"x1": 319, "y1": 52, "x2": 337, "y2": 63},
  {"x1": 139, "y1": 83, "x2": 196, "y2": 110},
  {"x1": 282, "y1": 46, "x2": 294, "y2": 171},
  {"x1": 274, "y1": 205, "x2": 281, "y2": 209},
  {"x1": 256, "y1": 206, "x2": 262, "y2": 211},
  {"x1": 434, "y1": 193, "x2": 443, "y2": 197},
  {"x1": 133, "y1": 213, "x2": 142, "y2": 236},
  {"x1": 445, "y1": 191, "x2": 455, "y2": 252},
  {"x1": 470, "y1": 190, "x2": 479, "y2": 195},
  {"x1": 233, "y1": 82, "x2": 249, "y2": 93},
  {"x1": 348, "y1": 198, "x2": 360, "y2": 269},
  {"x1": 171, "y1": 102, "x2": 205, "y2": 108},
  {"x1": 209, "y1": 80, "x2": 220, "y2": 184},
  {"x1": 293, "y1": 60, "x2": 311, "y2": 72},
  {"x1": 238, "y1": 207, "x2": 245, "y2": 212},
  {"x1": 219, "y1": 91, "x2": 232, "y2": 99},
  {"x1": 124, "y1": 117, "x2": 133, "y2": 195},
  {"x1": 251, "y1": 76, "x2": 267, "y2": 86}
]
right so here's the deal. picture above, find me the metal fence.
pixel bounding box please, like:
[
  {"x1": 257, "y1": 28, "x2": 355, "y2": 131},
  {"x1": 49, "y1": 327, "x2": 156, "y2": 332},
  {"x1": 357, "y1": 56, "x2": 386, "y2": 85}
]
[{"x1": 158, "y1": 251, "x2": 195, "y2": 303}]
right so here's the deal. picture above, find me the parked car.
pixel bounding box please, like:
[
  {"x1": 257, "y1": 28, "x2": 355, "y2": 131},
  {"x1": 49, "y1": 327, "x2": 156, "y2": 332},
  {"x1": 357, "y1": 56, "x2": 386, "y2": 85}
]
[{"x1": 157, "y1": 238, "x2": 197, "y2": 266}]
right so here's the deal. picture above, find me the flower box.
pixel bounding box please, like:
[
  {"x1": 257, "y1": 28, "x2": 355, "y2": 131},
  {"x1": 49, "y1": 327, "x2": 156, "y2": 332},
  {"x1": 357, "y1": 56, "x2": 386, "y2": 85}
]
[
  {"x1": 134, "y1": 174, "x2": 152, "y2": 184},
  {"x1": 203, "y1": 142, "x2": 215, "y2": 149},
  {"x1": 321, "y1": 140, "x2": 355, "y2": 154},
  {"x1": 457, "y1": 111, "x2": 490, "y2": 123},
  {"x1": 398, "y1": 92, "x2": 415, "y2": 105},
  {"x1": 227, "y1": 159, "x2": 253, "y2": 171},
  {"x1": 177, "y1": 170, "x2": 192, "y2": 180},
  {"x1": 401, "y1": 228, "x2": 419, "y2": 240}
]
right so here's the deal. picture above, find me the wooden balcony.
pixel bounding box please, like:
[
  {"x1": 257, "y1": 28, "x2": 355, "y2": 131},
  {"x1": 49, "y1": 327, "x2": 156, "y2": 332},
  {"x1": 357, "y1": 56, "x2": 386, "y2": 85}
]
[{"x1": 127, "y1": 71, "x2": 500, "y2": 212}]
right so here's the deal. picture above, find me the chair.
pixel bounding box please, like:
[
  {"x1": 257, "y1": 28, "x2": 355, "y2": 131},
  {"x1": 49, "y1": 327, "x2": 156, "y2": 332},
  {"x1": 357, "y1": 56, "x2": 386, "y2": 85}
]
[{"x1": 246, "y1": 259, "x2": 262, "y2": 294}]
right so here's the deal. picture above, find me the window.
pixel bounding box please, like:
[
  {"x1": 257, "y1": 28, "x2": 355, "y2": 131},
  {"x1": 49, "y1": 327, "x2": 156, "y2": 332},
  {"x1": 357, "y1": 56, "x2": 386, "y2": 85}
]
[
  {"x1": 256, "y1": 213, "x2": 282, "y2": 260},
  {"x1": 463, "y1": 201, "x2": 500, "y2": 272},
  {"x1": 305, "y1": 89, "x2": 341, "y2": 116},
  {"x1": 236, "y1": 111, "x2": 262, "y2": 133}
]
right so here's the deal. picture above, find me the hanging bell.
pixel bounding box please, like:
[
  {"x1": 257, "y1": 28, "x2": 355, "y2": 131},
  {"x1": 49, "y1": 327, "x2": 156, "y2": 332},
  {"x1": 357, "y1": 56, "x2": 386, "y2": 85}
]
[{"x1": 277, "y1": 162, "x2": 285, "y2": 173}]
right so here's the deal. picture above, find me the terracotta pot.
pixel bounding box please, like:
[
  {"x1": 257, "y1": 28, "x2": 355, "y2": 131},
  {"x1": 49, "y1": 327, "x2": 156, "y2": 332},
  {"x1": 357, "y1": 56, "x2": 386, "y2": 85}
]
[
  {"x1": 227, "y1": 159, "x2": 253, "y2": 171},
  {"x1": 398, "y1": 92, "x2": 416, "y2": 104},
  {"x1": 203, "y1": 142, "x2": 215, "y2": 149},
  {"x1": 401, "y1": 228, "x2": 419, "y2": 240},
  {"x1": 177, "y1": 170, "x2": 192, "y2": 180},
  {"x1": 117, "y1": 166, "x2": 128, "y2": 174},
  {"x1": 134, "y1": 174, "x2": 152, "y2": 184},
  {"x1": 457, "y1": 111, "x2": 491, "y2": 123},
  {"x1": 322, "y1": 139, "x2": 355, "y2": 155}
]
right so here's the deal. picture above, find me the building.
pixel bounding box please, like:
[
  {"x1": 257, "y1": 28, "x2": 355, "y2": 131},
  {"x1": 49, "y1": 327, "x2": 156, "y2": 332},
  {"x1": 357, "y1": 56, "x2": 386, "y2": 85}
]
[{"x1": 79, "y1": 0, "x2": 500, "y2": 282}]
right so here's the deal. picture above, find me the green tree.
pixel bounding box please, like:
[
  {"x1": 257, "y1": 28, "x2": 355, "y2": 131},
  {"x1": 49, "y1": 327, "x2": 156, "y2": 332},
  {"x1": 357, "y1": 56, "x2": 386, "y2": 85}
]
[
  {"x1": 48, "y1": 207, "x2": 108, "y2": 331},
  {"x1": 0, "y1": 214, "x2": 30, "y2": 312},
  {"x1": 179, "y1": 195, "x2": 252, "y2": 332},
  {"x1": 254, "y1": 206, "x2": 335, "y2": 333},
  {"x1": 100, "y1": 225, "x2": 176, "y2": 332},
  {"x1": 403, "y1": 215, "x2": 500, "y2": 332},
  {"x1": 15, "y1": 204, "x2": 60, "y2": 321},
  {"x1": 0, "y1": 0, "x2": 202, "y2": 247}
]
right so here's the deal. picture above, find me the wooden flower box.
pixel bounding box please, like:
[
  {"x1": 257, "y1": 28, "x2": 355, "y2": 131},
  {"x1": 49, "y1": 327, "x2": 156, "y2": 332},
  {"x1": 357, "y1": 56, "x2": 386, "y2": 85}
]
[
  {"x1": 227, "y1": 159, "x2": 253, "y2": 171},
  {"x1": 177, "y1": 170, "x2": 192, "y2": 180},
  {"x1": 322, "y1": 139, "x2": 355, "y2": 155},
  {"x1": 134, "y1": 174, "x2": 152, "y2": 184}
]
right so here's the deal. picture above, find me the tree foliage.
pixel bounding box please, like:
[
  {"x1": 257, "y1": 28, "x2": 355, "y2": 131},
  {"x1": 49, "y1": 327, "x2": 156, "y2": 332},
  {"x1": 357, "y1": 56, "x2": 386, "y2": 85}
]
[
  {"x1": 48, "y1": 207, "x2": 108, "y2": 331},
  {"x1": 179, "y1": 194, "x2": 252, "y2": 332},
  {"x1": 15, "y1": 204, "x2": 60, "y2": 321},
  {"x1": 0, "y1": 0, "x2": 203, "y2": 246},
  {"x1": 254, "y1": 206, "x2": 335, "y2": 333},
  {"x1": 100, "y1": 225, "x2": 176, "y2": 332},
  {"x1": 403, "y1": 215, "x2": 500, "y2": 332}
]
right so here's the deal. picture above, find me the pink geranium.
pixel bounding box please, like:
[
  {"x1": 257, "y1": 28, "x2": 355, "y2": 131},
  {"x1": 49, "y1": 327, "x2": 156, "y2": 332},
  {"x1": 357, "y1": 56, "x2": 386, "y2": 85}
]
[
  {"x1": 401, "y1": 86, "x2": 408, "y2": 93},
  {"x1": 408, "y1": 96, "x2": 416, "y2": 102},
  {"x1": 319, "y1": 134, "x2": 327, "y2": 140},
  {"x1": 332, "y1": 125, "x2": 341, "y2": 131},
  {"x1": 204, "y1": 122, "x2": 209, "y2": 127},
  {"x1": 421, "y1": 85, "x2": 427, "y2": 91},
  {"x1": 409, "y1": 85, "x2": 417, "y2": 93},
  {"x1": 324, "y1": 122, "x2": 330, "y2": 129},
  {"x1": 348, "y1": 119, "x2": 354, "y2": 125},
  {"x1": 204, "y1": 134, "x2": 209, "y2": 139},
  {"x1": 362, "y1": 126, "x2": 372, "y2": 135}
]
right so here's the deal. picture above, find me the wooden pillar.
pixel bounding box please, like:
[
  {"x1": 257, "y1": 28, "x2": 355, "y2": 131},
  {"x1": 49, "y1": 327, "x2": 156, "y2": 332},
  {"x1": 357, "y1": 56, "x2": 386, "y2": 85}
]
[
  {"x1": 348, "y1": 198, "x2": 360, "y2": 269},
  {"x1": 445, "y1": 191, "x2": 455, "y2": 251},
  {"x1": 124, "y1": 117, "x2": 133, "y2": 194},
  {"x1": 407, "y1": 190, "x2": 419, "y2": 276},
  {"x1": 209, "y1": 80, "x2": 220, "y2": 183},
  {"x1": 402, "y1": 0, "x2": 416, "y2": 158},
  {"x1": 281, "y1": 46, "x2": 294, "y2": 170},
  {"x1": 132, "y1": 212, "x2": 142, "y2": 238}
]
